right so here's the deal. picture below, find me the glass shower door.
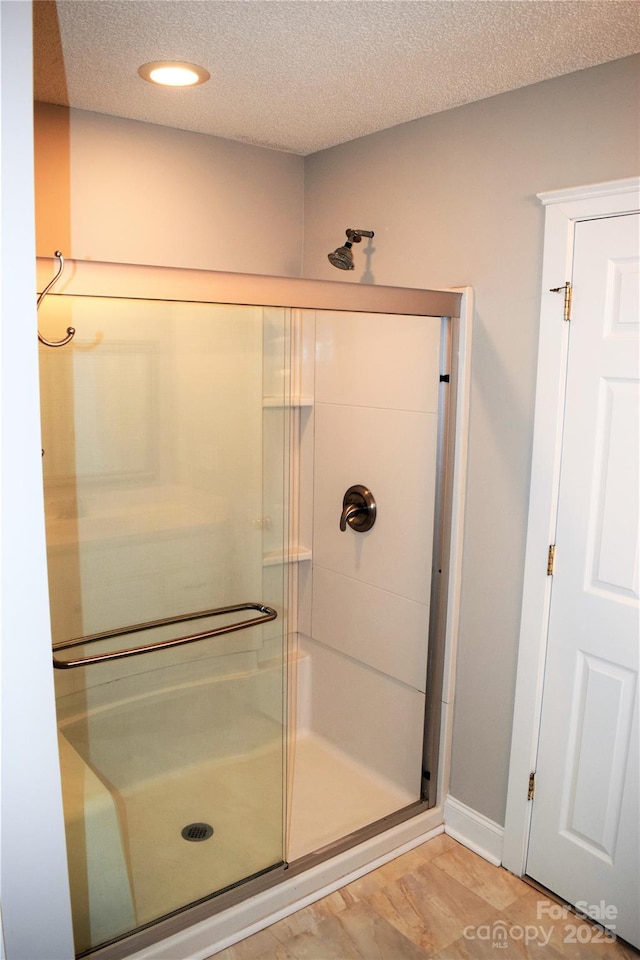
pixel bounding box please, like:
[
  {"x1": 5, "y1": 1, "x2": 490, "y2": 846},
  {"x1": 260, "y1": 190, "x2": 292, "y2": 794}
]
[{"x1": 39, "y1": 293, "x2": 290, "y2": 953}]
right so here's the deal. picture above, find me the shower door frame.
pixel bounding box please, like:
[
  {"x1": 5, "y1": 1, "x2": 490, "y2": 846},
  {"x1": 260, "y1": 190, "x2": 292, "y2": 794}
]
[
  {"x1": 36, "y1": 256, "x2": 468, "y2": 960},
  {"x1": 36, "y1": 258, "x2": 461, "y2": 317}
]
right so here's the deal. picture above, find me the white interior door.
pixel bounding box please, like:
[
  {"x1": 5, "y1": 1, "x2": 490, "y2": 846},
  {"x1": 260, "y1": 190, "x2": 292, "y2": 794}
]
[{"x1": 526, "y1": 213, "x2": 639, "y2": 947}]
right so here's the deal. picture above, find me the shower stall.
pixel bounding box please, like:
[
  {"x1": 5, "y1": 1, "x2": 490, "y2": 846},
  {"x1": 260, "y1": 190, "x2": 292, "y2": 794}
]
[{"x1": 37, "y1": 257, "x2": 463, "y2": 957}]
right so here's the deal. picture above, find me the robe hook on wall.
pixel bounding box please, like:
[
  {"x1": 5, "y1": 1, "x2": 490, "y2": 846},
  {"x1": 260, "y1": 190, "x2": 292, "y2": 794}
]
[{"x1": 37, "y1": 250, "x2": 75, "y2": 347}]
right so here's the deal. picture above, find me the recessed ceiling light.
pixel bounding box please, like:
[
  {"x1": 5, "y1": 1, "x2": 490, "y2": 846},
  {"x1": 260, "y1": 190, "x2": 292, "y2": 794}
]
[{"x1": 138, "y1": 61, "x2": 210, "y2": 88}]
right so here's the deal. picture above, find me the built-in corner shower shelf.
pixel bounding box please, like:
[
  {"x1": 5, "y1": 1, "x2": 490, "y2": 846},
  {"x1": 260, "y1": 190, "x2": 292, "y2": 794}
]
[
  {"x1": 262, "y1": 396, "x2": 314, "y2": 409},
  {"x1": 263, "y1": 546, "x2": 312, "y2": 567}
]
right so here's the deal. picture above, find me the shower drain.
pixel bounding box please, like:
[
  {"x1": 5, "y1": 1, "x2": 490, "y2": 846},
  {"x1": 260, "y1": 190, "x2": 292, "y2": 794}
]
[{"x1": 181, "y1": 822, "x2": 214, "y2": 842}]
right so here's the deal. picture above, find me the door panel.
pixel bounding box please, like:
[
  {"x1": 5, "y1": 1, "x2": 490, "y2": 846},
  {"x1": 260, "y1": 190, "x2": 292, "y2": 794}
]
[
  {"x1": 40, "y1": 294, "x2": 289, "y2": 953},
  {"x1": 526, "y1": 214, "x2": 639, "y2": 947}
]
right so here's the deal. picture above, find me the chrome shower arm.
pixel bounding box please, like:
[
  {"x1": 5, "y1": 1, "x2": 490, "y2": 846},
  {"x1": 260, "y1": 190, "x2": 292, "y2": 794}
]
[{"x1": 346, "y1": 229, "x2": 374, "y2": 243}]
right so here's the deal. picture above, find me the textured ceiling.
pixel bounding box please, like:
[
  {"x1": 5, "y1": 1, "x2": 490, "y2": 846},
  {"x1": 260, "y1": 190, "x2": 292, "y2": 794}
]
[{"x1": 34, "y1": 0, "x2": 640, "y2": 156}]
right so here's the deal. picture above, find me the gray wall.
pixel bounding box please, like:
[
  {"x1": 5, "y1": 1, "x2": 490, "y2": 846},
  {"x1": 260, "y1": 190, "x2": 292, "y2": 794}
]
[
  {"x1": 302, "y1": 55, "x2": 640, "y2": 825},
  {"x1": 35, "y1": 102, "x2": 305, "y2": 276}
]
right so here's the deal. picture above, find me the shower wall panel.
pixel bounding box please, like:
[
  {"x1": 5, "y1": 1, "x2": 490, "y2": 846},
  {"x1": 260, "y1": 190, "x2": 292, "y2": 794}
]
[
  {"x1": 310, "y1": 565, "x2": 429, "y2": 689},
  {"x1": 302, "y1": 638, "x2": 426, "y2": 795},
  {"x1": 309, "y1": 311, "x2": 441, "y2": 796},
  {"x1": 313, "y1": 404, "x2": 436, "y2": 601}
]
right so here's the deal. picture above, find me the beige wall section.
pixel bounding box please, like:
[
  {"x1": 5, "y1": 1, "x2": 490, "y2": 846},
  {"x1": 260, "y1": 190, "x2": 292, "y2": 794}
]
[
  {"x1": 34, "y1": 102, "x2": 304, "y2": 276},
  {"x1": 34, "y1": 102, "x2": 71, "y2": 256},
  {"x1": 302, "y1": 55, "x2": 640, "y2": 826}
]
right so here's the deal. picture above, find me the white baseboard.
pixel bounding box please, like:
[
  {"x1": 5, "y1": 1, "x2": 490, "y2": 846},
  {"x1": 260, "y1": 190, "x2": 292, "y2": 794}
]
[{"x1": 444, "y1": 795, "x2": 504, "y2": 866}]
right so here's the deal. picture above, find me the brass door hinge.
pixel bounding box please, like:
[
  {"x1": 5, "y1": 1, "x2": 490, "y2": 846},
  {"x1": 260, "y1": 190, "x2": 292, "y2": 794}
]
[
  {"x1": 550, "y1": 281, "x2": 572, "y2": 322},
  {"x1": 528, "y1": 772, "x2": 536, "y2": 801},
  {"x1": 547, "y1": 544, "x2": 556, "y2": 576}
]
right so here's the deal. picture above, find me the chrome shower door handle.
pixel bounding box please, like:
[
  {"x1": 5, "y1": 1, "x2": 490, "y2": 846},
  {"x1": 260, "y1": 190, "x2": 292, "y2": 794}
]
[
  {"x1": 340, "y1": 485, "x2": 376, "y2": 532},
  {"x1": 52, "y1": 603, "x2": 277, "y2": 669}
]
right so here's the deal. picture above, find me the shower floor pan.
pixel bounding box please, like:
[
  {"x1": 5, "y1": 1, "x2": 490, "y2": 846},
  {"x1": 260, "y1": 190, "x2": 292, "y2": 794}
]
[
  {"x1": 288, "y1": 732, "x2": 415, "y2": 861},
  {"x1": 57, "y1": 674, "x2": 415, "y2": 954},
  {"x1": 57, "y1": 671, "x2": 284, "y2": 953}
]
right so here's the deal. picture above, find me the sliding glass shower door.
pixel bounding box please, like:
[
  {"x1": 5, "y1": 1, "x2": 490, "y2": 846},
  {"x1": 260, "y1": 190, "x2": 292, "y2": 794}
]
[{"x1": 39, "y1": 292, "x2": 290, "y2": 954}]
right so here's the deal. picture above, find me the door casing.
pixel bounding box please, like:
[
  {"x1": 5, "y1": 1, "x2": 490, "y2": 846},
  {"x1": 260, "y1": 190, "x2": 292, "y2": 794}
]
[{"x1": 502, "y1": 176, "x2": 640, "y2": 877}]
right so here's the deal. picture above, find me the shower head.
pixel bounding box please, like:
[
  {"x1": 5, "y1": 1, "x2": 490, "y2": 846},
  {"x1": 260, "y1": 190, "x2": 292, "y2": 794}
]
[
  {"x1": 328, "y1": 244, "x2": 355, "y2": 270},
  {"x1": 328, "y1": 229, "x2": 374, "y2": 271}
]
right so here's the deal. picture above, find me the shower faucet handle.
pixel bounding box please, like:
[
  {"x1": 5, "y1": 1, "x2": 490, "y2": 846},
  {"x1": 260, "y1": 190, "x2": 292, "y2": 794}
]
[
  {"x1": 339, "y1": 501, "x2": 364, "y2": 531},
  {"x1": 340, "y1": 485, "x2": 376, "y2": 533}
]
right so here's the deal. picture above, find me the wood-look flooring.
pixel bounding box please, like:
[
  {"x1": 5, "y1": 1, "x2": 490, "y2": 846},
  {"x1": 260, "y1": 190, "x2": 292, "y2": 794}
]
[{"x1": 211, "y1": 833, "x2": 638, "y2": 959}]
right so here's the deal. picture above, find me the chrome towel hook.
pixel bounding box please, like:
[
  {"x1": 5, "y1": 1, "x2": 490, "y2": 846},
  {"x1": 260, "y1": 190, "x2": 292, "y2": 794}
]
[{"x1": 37, "y1": 250, "x2": 75, "y2": 347}]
